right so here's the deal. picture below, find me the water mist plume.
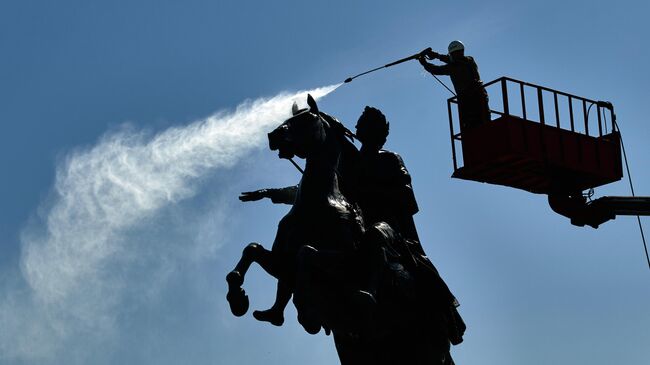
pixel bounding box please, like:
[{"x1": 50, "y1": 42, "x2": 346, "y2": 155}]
[{"x1": 1, "y1": 84, "x2": 340, "y2": 361}]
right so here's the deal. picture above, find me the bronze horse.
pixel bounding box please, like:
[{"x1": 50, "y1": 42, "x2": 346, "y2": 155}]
[{"x1": 226, "y1": 95, "x2": 461, "y2": 364}]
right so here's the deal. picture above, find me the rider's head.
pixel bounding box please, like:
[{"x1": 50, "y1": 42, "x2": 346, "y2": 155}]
[{"x1": 355, "y1": 106, "x2": 389, "y2": 150}]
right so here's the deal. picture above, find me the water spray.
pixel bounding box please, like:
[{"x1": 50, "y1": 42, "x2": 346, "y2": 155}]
[{"x1": 9, "y1": 84, "x2": 340, "y2": 359}]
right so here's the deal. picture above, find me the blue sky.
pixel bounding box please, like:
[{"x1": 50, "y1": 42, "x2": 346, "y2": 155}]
[{"x1": 1, "y1": 1, "x2": 649, "y2": 364}]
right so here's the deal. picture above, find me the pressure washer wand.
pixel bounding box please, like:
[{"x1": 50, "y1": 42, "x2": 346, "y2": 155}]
[{"x1": 344, "y1": 48, "x2": 432, "y2": 83}]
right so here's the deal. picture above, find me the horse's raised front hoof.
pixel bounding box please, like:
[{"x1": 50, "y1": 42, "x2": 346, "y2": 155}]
[
  {"x1": 226, "y1": 271, "x2": 249, "y2": 317},
  {"x1": 253, "y1": 308, "x2": 284, "y2": 326},
  {"x1": 226, "y1": 270, "x2": 244, "y2": 287},
  {"x1": 243, "y1": 242, "x2": 261, "y2": 259}
]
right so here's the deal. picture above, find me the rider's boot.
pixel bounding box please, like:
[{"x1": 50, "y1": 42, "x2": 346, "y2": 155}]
[
  {"x1": 350, "y1": 244, "x2": 387, "y2": 331},
  {"x1": 356, "y1": 245, "x2": 387, "y2": 306},
  {"x1": 293, "y1": 245, "x2": 318, "y2": 307},
  {"x1": 293, "y1": 245, "x2": 323, "y2": 335},
  {"x1": 351, "y1": 289, "x2": 377, "y2": 326}
]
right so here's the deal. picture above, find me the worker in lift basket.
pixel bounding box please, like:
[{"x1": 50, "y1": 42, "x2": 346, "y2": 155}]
[{"x1": 418, "y1": 40, "x2": 491, "y2": 131}]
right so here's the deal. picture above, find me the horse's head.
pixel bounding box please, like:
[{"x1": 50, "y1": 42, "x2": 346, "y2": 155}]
[{"x1": 268, "y1": 94, "x2": 328, "y2": 160}]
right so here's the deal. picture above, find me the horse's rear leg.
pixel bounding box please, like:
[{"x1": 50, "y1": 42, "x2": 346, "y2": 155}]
[
  {"x1": 226, "y1": 243, "x2": 278, "y2": 317},
  {"x1": 252, "y1": 281, "x2": 290, "y2": 326}
]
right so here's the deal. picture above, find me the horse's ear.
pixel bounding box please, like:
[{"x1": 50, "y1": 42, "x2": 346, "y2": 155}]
[
  {"x1": 307, "y1": 94, "x2": 319, "y2": 114},
  {"x1": 292, "y1": 101, "x2": 300, "y2": 115}
]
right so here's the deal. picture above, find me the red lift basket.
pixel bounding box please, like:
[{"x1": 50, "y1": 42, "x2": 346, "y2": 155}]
[{"x1": 448, "y1": 77, "x2": 623, "y2": 194}]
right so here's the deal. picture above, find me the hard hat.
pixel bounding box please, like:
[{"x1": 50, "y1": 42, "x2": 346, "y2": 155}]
[{"x1": 448, "y1": 40, "x2": 465, "y2": 54}]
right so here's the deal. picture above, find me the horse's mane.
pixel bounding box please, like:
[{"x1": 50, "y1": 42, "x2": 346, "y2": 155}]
[
  {"x1": 316, "y1": 111, "x2": 358, "y2": 164},
  {"x1": 318, "y1": 112, "x2": 356, "y2": 142},
  {"x1": 313, "y1": 111, "x2": 361, "y2": 209}
]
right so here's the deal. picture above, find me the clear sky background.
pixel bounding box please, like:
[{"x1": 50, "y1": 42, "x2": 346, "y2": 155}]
[{"x1": 1, "y1": 1, "x2": 649, "y2": 364}]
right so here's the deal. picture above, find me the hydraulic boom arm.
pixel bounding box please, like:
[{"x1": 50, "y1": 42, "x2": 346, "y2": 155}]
[
  {"x1": 549, "y1": 195, "x2": 650, "y2": 228},
  {"x1": 590, "y1": 196, "x2": 650, "y2": 216}
]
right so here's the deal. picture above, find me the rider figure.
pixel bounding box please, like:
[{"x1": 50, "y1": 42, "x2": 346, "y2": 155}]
[{"x1": 350, "y1": 106, "x2": 421, "y2": 244}]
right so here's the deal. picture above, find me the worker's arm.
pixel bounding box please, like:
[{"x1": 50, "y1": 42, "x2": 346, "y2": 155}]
[
  {"x1": 437, "y1": 54, "x2": 452, "y2": 64},
  {"x1": 418, "y1": 56, "x2": 450, "y2": 76},
  {"x1": 239, "y1": 185, "x2": 298, "y2": 205}
]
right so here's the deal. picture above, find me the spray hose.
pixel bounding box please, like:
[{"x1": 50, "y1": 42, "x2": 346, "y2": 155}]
[
  {"x1": 344, "y1": 48, "x2": 431, "y2": 83},
  {"x1": 343, "y1": 48, "x2": 456, "y2": 97}
]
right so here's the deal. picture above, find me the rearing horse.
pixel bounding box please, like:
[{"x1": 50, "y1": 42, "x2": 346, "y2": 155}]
[
  {"x1": 226, "y1": 94, "x2": 363, "y2": 334},
  {"x1": 227, "y1": 95, "x2": 461, "y2": 364}
]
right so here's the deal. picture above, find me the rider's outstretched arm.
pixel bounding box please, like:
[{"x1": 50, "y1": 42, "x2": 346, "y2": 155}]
[{"x1": 239, "y1": 186, "x2": 298, "y2": 205}]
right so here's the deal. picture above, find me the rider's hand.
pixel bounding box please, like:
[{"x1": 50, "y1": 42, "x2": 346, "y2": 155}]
[{"x1": 239, "y1": 189, "x2": 268, "y2": 202}]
